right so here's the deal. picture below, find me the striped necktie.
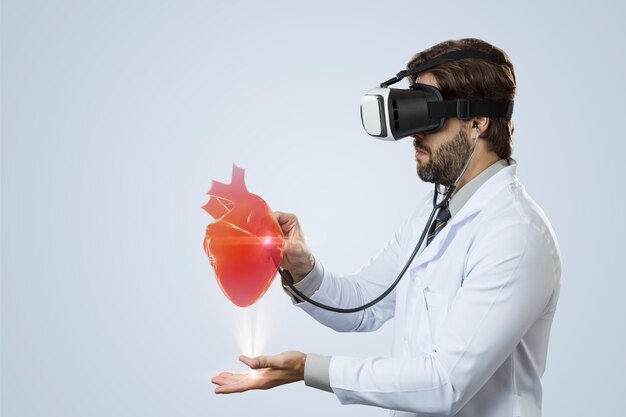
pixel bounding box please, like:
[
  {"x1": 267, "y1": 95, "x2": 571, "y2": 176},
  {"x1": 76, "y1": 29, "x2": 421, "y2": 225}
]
[{"x1": 426, "y1": 205, "x2": 452, "y2": 246}]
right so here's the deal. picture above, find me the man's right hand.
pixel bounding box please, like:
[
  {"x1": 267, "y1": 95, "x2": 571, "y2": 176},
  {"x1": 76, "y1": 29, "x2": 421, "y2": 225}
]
[{"x1": 272, "y1": 211, "x2": 315, "y2": 283}]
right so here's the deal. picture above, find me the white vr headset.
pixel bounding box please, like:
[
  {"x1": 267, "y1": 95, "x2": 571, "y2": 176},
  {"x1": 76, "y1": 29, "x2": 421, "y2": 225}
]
[{"x1": 360, "y1": 50, "x2": 514, "y2": 141}]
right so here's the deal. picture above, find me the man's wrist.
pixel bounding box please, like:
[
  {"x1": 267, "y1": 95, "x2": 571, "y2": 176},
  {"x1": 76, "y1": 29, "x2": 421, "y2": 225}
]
[
  {"x1": 291, "y1": 254, "x2": 315, "y2": 283},
  {"x1": 298, "y1": 353, "x2": 307, "y2": 381}
]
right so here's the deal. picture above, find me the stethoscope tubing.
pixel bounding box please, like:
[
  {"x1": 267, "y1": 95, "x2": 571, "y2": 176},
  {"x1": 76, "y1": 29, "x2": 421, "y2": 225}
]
[{"x1": 279, "y1": 127, "x2": 480, "y2": 313}]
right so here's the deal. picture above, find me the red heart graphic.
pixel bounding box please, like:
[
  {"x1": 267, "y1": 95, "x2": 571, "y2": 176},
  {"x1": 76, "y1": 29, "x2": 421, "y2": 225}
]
[{"x1": 201, "y1": 164, "x2": 284, "y2": 307}]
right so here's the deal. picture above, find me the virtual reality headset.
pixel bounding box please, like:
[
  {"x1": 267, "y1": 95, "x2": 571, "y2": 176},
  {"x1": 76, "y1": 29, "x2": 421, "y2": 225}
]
[{"x1": 360, "y1": 50, "x2": 515, "y2": 141}]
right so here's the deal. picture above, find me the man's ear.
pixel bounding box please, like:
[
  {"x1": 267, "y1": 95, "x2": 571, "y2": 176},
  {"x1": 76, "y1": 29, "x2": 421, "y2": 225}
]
[{"x1": 472, "y1": 117, "x2": 489, "y2": 137}]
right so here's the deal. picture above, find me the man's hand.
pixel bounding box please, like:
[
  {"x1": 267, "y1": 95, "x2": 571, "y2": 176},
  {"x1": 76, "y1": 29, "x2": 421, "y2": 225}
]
[
  {"x1": 211, "y1": 351, "x2": 307, "y2": 394},
  {"x1": 272, "y1": 211, "x2": 315, "y2": 282}
]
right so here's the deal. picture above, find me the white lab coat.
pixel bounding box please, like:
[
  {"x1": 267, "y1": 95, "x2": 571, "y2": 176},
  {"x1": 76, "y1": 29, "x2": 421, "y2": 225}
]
[{"x1": 296, "y1": 162, "x2": 561, "y2": 417}]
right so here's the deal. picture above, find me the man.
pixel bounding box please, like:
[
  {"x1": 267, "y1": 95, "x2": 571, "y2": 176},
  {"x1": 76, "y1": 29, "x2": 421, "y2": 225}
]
[{"x1": 212, "y1": 38, "x2": 561, "y2": 417}]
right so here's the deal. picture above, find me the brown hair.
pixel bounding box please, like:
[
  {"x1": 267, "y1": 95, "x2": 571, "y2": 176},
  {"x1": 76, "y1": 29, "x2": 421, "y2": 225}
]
[{"x1": 407, "y1": 38, "x2": 516, "y2": 159}]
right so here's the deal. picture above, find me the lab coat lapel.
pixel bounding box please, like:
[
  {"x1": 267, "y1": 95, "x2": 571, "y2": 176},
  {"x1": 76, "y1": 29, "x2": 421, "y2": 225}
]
[{"x1": 412, "y1": 163, "x2": 518, "y2": 266}]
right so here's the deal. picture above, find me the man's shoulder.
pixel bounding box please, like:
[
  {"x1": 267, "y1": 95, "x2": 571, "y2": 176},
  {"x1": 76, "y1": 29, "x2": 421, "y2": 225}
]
[
  {"x1": 495, "y1": 178, "x2": 553, "y2": 228},
  {"x1": 475, "y1": 178, "x2": 559, "y2": 255}
]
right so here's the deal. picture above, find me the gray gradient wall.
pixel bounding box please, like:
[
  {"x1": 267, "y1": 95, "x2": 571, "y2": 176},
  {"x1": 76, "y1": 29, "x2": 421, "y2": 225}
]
[{"x1": 2, "y1": 1, "x2": 624, "y2": 416}]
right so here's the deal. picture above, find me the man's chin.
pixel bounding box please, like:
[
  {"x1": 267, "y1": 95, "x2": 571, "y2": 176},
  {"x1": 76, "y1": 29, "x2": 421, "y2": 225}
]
[
  {"x1": 417, "y1": 166, "x2": 453, "y2": 185},
  {"x1": 416, "y1": 167, "x2": 436, "y2": 183}
]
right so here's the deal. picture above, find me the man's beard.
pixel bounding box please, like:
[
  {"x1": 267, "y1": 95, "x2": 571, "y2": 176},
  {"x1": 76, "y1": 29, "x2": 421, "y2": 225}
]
[{"x1": 416, "y1": 127, "x2": 471, "y2": 186}]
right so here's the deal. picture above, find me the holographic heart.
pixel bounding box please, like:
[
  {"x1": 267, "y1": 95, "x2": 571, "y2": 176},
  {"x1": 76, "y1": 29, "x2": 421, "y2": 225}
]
[{"x1": 202, "y1": 164, "x2": 284, "y2": 307}]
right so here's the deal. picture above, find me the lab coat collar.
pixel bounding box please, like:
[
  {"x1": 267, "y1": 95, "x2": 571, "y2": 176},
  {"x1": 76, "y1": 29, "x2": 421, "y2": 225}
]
[
  {"x1": 450, "y1": 158, "x2": 518, "y2": 224},
  {"x1": 448, "y1": 159, "x2": 510, "y2": 218},
  {"x1": 414, "y1": 159, "x2": 519, "y2": 264}
]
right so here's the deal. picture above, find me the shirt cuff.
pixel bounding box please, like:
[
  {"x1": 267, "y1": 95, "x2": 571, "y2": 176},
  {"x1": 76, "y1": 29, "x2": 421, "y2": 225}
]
[
  {"x1": 304, "y1": 353, "x2": 333, "y2": 393},
  {"x1": 280, "y1": 257, "x2": 324, "y2": 304}
]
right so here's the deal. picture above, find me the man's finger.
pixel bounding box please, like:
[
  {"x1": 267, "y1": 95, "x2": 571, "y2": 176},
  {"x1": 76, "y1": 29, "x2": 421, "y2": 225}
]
[
  {"x1": 211, "y1": 375, "x2": 226, "y2": 385},
  {"x1": 211, "y1": 372, "x2": 239, "y2": 385},
  {"x1": 239, "y1": 355, "x2": 254, "y2": 368},
  {"x1": 273, "y1": 211, "x2": 290, "y2": 225},
  {"x1": 215, "y1": 378, "x2": 248, "y2": 394},
  {"x1": 211, "y1": 373, "x2": 250, "y2": 393},
  {"x1": 214, "y1": 372, "x2": 262, "y2": 394},
  {"x1": 272, "y1": 211, "x2": 282, "y2": 222},
  {"x1": 210, "y1": 371, "x2": 229, "y2": 384},
  {"x1": 249, "y1": 354, "x2": 276, "y2": 369}
]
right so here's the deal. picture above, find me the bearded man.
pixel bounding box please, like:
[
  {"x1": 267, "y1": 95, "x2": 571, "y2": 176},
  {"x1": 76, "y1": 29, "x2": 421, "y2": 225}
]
[{"x1": 212, "y1": 38, "x2": 561, "y2": 417}]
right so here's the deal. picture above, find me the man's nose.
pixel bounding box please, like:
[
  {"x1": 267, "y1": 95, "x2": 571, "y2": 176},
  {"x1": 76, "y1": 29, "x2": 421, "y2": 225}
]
[{"x1": 412, "y1": 133, "x2": 425, "y2": 145}]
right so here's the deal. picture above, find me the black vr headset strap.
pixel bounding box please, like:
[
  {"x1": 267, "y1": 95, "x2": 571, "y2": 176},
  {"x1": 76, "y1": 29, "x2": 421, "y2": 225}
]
[
  {"x1": 408, "y1": 50, "x2": 507, "y2": 75},
  {"x1": 381, "y1": 49, "x2": 508, "y2": 88},
  {"x1": 428, "y1": 99, "x2": 514, "y2": 119}
]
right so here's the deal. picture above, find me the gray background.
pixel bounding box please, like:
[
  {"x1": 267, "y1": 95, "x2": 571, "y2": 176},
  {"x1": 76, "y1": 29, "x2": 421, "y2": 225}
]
[{"x1": 2, "y1": 0, "x2": 624, "y2": 416}]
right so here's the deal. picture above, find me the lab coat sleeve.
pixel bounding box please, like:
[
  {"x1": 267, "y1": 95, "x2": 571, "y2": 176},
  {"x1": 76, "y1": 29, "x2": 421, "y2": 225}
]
[
  {"x1": 327, "y1": 220, "x2": 560, "y2": 416},
  {"x1": 292, "y1": 204, "x2": 423, "y2": 333},
  {"x1": 280, "y1": 256, "x2": 324, "y2": 303}
]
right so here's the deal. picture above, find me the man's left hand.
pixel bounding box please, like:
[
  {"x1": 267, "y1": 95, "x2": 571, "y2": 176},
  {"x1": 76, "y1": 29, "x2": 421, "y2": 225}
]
[{"x1": 211, "y1": 351, "x2": 307, "y2": 394}]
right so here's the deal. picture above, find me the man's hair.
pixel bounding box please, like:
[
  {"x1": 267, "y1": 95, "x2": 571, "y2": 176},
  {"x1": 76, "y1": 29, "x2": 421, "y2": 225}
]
[{"x1": 407, "y1": 38, "x2": 516, "y2": 159}]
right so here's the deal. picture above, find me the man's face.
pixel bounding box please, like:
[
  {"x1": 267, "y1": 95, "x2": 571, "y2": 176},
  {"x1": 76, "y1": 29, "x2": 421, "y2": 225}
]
[{"x1": 412, "y1": 72, "x2": 472, "y2": 186}]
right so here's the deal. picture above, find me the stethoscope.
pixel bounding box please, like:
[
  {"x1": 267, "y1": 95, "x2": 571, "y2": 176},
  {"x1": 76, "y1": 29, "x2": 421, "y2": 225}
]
[{"x1": 278, "y1": 125, "x2": 481, "y2": 313}]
